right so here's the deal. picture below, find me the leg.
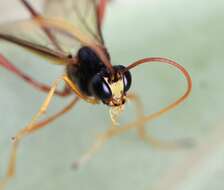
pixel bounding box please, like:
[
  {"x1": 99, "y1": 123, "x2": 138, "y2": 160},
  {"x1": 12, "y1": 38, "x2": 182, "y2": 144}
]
[
  {"x1": 0, "y1": 54, "x2": 71, "y2": 97},
  {"x1": 73, "y1": 118, "x2": 137, "y2": 169},
  {"x1": 72, "y1": 126, "x2": 118, "y2": 169},
  {"x1": 0, "y1": 76, "x2": 73, "y2": 189},
  {"x1": 12, "y1": 76, "x2": 64, "y2": 141},
  {"x1": 28, "y1": 96, "x2": 79, "y2": 133},
  {"x1": 72, "y1": 102, "x2": 127, "y2": 169},
  {"x1": 128, "y1": 93, "x2": 194, "y2": 149},
  {"x1": 64, "y1": 76, "x2": 99, "y2": 104}
]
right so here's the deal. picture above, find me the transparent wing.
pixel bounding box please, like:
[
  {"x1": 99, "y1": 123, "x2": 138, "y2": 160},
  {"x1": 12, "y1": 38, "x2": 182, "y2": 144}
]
[
  {"x1": 0, "y1": 18, "x2": 83, "y2": 60},
  {"x1": 43, "y1": 0, "x2": 103, "y2": 43},
  {"x1": 0, "y1": 0, "x2": 105, "y2": 64}
]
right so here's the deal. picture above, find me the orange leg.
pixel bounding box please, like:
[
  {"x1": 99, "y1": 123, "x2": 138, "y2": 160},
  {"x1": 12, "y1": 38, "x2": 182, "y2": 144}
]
[
  {"x1": 128, "y1": 93, "x2": 194, "y2": 149},
  {"x1": 63, "y1": 76, "x2": 99, "y2": 104},
  {"x1": 28, "y1": 96, "x2": 79, "y2": 133},
  {"x1": 72, "y1": 126, "x2": 118, "y2": 169},
  {"x1": 0, "y1": 76, "x2": 78, "y2": 190}
]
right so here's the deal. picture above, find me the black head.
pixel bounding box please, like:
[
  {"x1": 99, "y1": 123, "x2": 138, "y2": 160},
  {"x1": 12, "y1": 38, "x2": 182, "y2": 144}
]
[{"x1": 89, "y1": 65, "x2": 132, "y2": 106}]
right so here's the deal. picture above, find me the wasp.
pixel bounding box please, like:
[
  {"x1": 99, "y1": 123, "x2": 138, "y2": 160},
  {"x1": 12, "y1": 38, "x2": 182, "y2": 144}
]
[{"x1": 0, "y1": 0, "x2": 192, "y2": 188}]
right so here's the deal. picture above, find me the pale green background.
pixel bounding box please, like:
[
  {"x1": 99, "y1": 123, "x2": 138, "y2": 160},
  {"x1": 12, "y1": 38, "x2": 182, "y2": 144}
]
[{"x1": 0, "y1": 0, "x2": 224, "y2": 190}]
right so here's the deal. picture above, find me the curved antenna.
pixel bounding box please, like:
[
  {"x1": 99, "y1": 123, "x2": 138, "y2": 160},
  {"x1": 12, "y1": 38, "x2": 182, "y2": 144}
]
[{"x1": 123, "y1": 57, "x2": 192, "y2": 123}]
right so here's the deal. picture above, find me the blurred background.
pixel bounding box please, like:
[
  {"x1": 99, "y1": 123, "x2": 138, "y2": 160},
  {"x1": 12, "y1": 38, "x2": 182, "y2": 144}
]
[{"x1": 0, "y1": 0, "x2": 224, "y2": 190}]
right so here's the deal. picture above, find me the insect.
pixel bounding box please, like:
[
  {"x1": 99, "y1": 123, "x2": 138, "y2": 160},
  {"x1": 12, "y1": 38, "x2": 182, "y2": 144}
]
[{"x1": 0, "y1": 0, "x2": 192, "y2": 189}]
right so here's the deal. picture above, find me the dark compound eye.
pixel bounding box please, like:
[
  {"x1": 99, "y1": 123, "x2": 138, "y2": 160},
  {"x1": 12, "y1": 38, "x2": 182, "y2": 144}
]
[
  {"x1": 90, "y1": 74, "x2": 112, "y2": 101},
  {"x1": 123, "y1": 70, "x2": 132, "y2": 92}
]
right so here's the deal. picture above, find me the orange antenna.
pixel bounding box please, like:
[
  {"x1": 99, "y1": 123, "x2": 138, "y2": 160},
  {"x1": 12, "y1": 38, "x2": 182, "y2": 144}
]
[{"x1": 124, "y1": 57, "x2": 192, "y2": 122}]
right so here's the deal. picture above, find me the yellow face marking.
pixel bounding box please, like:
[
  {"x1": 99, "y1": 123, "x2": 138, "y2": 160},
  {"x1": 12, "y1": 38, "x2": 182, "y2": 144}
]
[
  {"x1": 104, "y1": 77, "x2": 126, "y2": 106},
  {"x1": 106, "y1": 78, "x2": 124, "y2": 99}
]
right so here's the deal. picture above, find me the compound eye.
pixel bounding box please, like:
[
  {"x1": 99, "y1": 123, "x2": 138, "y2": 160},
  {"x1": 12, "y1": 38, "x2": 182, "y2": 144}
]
[
  {"x1": 123, "y1": 70, "x2": 132, "y2": 92},
  {"x1": 90, "y1": 75, "x2": 112, "y2": 101}
]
